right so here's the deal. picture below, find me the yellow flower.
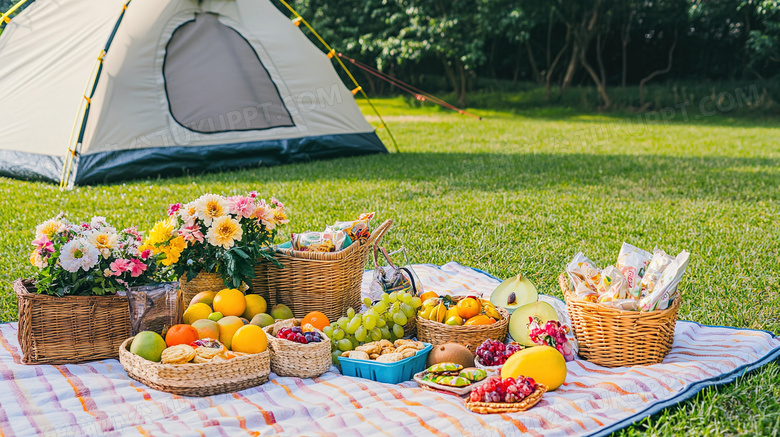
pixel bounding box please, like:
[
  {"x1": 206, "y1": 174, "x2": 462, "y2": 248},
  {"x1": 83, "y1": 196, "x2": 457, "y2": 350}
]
[
  {"x1": 206, "y1": 216, "x2": 243, "y2": 249},
  {"x1": 149, "y1": 219, "x2": 175, "y2": 244},
  {"x1": 87, "y1": 230, "x2": 119, "y2": 258},
  {"x1": 161, "y1": 236, "x2": 185, "y2": 266}
]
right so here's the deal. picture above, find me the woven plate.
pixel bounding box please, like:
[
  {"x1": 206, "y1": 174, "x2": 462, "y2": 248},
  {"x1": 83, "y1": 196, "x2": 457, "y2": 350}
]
[
  {"x1": 263, "y1": 319, "x2": 331, "y2": 378},
  {"x1": 464, "y1": 383, "x2": 547, "y2": 414},
  {"x1": 416, "y1": 298, "x2": 509, "y2": 353},
  {"x1": 119, "y1": 337, "x2": 270, "y2": 397}
]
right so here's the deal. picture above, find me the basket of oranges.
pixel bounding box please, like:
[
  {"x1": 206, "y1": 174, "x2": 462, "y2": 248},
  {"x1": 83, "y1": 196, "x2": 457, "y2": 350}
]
[
  {"x1": 416, "y1": 294, "x2": 509, "y2": 354},
  {"x1": 262, "y1": 314, "x2": 332, "y2": 378}
]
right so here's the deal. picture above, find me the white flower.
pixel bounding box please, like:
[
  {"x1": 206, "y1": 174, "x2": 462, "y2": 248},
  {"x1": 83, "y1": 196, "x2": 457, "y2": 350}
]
[
  {"x1": 35, "y1": 219, "x2": 64, "y2": 239},
  {"x1": 87, "y1": 230, "x2": 119, "y2": 259},
  {"x1": 193, "y1": 194, "x2": 231, "y2": 226},
  {"x1": 59, "y1": 239, "x2": 100, "y2": 273},
  {"x1": 206, "y1": 216, "x2": 243, "y2": 249},
  {"x1": 179, "y1": 202, "x2": 198, "y2": 226}
]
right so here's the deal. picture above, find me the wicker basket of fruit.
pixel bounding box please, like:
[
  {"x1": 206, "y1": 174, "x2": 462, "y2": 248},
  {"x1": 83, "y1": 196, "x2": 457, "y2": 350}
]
[
  {"x1": 464, "y1": 376, "x2": 547, "y2": 414},
  {"x1": 252, "y1": 219, "x2": 393, "y2": 322},
  {"x1": 119, "y1": 325, "x2": 270, "y2": 396},
  {"x1": 416, "y1": 295, "x2": 509, "y2": 353},
  {"x1": 263, "y1": 319, "x2": 331, "y2": 378}
]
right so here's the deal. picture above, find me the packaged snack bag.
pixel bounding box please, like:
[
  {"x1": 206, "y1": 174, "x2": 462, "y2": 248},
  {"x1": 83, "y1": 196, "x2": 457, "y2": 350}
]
[
  {"x1": 616, "y1": 243, "x2": 651, "y2": 299},
  {"x1": 566, "y1": 252, "x2": 601, "y2": 299},
  {"x1": 639, "y1": 250, "x2": 690, "y2": 311},
  {"x1": 291, "y1": 230, "x2": 346, "y2": 252},
  {"x1": 602, "y1": 299, "x2": 639, "y2": 311},
  {"x1": 597, "y1": 266, "x2": 629, "y2": 303},
  {"x1": 641, "y1": 248, "x2": 675, "y2": 294},
  {"x1": 332, "y1": 212, "x2": 375, "y2": 242}
]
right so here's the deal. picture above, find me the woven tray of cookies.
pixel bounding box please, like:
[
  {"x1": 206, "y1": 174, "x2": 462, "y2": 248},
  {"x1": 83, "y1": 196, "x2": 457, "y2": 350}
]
[
  {"x1": 338, "y1": 340, "x2": 432, "y2": 384},
  {"x1": 119, "y1": 337, "x2": 270, "y2": 397}
]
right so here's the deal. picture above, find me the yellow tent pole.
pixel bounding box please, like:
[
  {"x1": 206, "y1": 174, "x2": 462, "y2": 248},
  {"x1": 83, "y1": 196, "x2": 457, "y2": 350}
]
[
  {"x1": 0, "y1": 0, "x2": 30, "y2": 25},
  {"x1": 60, "y1": 59, "x2": 101, "y2": 188},
  {"x1": 276, "y1": 0, "x2": 400, "y2": 153}
]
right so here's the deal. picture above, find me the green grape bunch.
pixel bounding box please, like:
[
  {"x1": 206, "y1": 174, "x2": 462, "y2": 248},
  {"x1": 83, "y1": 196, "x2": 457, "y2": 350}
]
[{"x1": 326, "y1": 290, "x2": 422, "y2": 365}]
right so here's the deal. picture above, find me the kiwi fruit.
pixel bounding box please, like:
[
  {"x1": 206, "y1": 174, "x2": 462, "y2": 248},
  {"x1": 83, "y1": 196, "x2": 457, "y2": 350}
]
[{"x1": 426, "y1": 343, "x2": 475, "y2": 368}]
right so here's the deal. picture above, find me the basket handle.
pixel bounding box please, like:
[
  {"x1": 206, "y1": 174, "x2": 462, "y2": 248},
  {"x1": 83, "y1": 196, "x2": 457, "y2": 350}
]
[{"x1": 367, "y1": 219, "x2": 393, "y2": 247}]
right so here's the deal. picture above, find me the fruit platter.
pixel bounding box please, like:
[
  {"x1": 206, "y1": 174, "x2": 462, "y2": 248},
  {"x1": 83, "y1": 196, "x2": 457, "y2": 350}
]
[
  {"x1": 413, "y1": 362, "x2": 489, "y2": 395},
  {"x1": 463, "y1": 376, "x2": 548, "y2": 414}
]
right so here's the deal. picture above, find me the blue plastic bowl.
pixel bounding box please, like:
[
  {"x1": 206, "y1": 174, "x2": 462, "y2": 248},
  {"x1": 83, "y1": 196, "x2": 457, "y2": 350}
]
[{"x1": 338, "y1": 343, "x2": 433, "y2": 384}]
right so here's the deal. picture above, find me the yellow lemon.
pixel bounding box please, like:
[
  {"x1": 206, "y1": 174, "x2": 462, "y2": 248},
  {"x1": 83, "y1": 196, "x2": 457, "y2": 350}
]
[
  {"x1": 213, "y1": 288, "x2": 247, "y2": 317},
  {"x1": 231, "y1": 325, "x2": 268, "y2": 354},
  {"x1": 183, "y1": 303, "x2": 212, "y2": 325},
  {"x1": 242, "y1": 294, "x2": 267, "y2": 319},
  {"x1": 501, "y1": 346, "x2": 567, "y2": 390}
]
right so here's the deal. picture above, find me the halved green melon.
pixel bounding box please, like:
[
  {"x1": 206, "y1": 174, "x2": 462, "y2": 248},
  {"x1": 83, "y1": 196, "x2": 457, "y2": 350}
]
[
  {"x1": 489, "y1": 274, "x2": 538, "y2": 314},
  {"x1": 508, "y1": 301, "x2": 559, "y2": 346}
]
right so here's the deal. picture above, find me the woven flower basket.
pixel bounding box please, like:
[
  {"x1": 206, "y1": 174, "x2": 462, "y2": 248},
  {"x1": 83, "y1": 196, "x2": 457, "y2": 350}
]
[
  {"x1": 559, "y1": 273, "x2": 680, "y2": 367},
  {"x1": 14, "y1": 279, "x2": 131, "y2": 365},
  {"x1": 262, "y1": 319, "x2": 331, "y2": 378},
  {"x1": 252, "y1": 219, "x2": 393, "y2": 322},
  {"x1": 415, "y1": 297, "x2": 510, "y2": 354},
  {"x1": 179, "y1": 272, "x2": 249, "y2": 308},
  {"x1": 464, "y1": 383, "x2": 547, "y2": 414},
  {"x1": 119, "y1": 337, "x2": 270, "y2": 396}
]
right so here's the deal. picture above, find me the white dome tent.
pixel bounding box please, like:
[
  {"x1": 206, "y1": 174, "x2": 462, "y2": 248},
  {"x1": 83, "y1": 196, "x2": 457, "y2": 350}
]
[{"x1": 0, "y1": 0, "x2": 391, "y2": 186}]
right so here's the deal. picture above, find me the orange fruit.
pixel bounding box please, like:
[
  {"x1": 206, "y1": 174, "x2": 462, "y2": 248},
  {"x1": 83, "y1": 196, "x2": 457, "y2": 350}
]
[
  {"x1": 165, "y1": 324, "x2": 199, "y2": 347},
  {"x1": 301, "y1": 311, "x2": 330, "y2": 331},
  {"x1": 464, "y1": 315, "x2": 494, "y2": 326},
  {"x1": 231, "y1": 325, "x2": 268, "y2": 354},
  {"x1": 457, "y1": 297, "x2": 481, "y2": 319},
  {"x1": 213, "y1": 288, "x2": 247, "y2": 317},
  {"x1": 419, "y1": 291, "x2": 438, "y2": 301}
]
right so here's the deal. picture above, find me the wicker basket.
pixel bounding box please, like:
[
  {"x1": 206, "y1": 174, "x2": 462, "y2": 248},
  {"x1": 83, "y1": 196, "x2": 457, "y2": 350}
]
[
  {"x1": 252, "y1": 219, "x2": 393, "y2": 321},
  {"x1": 416, "y1": 297, "x2": 510, "y2": 354},
  {"x1": 262, "y1": 319, "x2": 331, "y2": 378},
  {"x1": 559, "y1": 273, "x2": 680, "y2": 367},
  {"x1": 119, "y1": 337, "x2": 270, "y2": 396},
  {"x1": 15, "y1": 279, "x2": 131, "y2": 365},
  {"x1": 464, "y1": 383, "x2": 547, "y2": 414}
]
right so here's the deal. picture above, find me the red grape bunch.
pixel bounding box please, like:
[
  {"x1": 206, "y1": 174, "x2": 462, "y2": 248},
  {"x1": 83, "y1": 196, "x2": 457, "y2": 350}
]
[{"x1": 475, "y1": 339, "x2": 522, "y2": 366}]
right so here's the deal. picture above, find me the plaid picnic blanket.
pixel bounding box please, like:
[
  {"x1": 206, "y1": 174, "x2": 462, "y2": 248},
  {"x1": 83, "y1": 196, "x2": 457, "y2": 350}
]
[{"x1": 1, "y1": 262, "x2": 778, "y2": 437}]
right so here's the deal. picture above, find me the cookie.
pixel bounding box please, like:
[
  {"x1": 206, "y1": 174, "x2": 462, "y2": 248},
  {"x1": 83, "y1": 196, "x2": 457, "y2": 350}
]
[
  {"x1": 195, "y1": 346, "x2": 223, "y2": 361},
  {"x1": 161, "y1": 344, "x2": 196, "y2": 364},
  {"x1": 401, "y1": 349, "x2": 416, "y2": 359},
  {"x1": 375, "y1": 352, "x2": 403, "y2": 363},
  {"x1": 347, "y1": 351, "x2": 370, "y2": 360}
]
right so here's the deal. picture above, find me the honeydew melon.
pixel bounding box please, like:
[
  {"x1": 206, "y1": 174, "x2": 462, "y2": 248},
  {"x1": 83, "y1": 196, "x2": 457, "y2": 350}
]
[
  {"x1": 508, "y1": 301, "x2": 559, "y2": 346},
  {"x1": 489, "y1": 274, "x2": 538, "y2": 314}
]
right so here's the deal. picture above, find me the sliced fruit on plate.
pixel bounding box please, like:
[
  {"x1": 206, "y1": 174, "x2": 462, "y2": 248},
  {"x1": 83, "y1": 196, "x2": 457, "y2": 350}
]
[
  {"x1": 508, "y1": 301, "x2": 558, "y2": 346},
  {"x1": 489, "y1": 274, "x2": 538, "y2": 313}
]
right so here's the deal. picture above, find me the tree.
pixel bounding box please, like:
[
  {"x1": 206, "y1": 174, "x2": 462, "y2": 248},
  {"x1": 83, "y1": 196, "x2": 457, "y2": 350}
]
[{"x1": 746, "y1": 0, "x2": 780, "y2": 76}]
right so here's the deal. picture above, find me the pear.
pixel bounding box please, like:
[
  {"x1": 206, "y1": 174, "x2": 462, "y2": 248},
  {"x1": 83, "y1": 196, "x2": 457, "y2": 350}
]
[{"x1": 489, "y1": 273, "x2": 538, "y2": 313}]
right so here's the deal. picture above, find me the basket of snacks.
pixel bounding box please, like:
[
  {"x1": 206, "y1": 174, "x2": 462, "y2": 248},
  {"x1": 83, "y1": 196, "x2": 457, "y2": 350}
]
[
  {"x1": 416, "y1": 295, "x2": 509, "y2": 353},
  {"x1": 119, "y1": 328, "x2": 270, "y2": 396},
  {"x1": 253, "y1": 214, "x2": 392, "y2": 321},
  {"x1": 17, "y1": 216, "x2": 165, "y2": 364},
  {"x1": 263, "y1": 319, "x2": 331, "y2": 378},
  {"x1": 562, "y1": 243, "x2": 690, "y2": 367},
  {"x1": 338, "y1": 339, "x2": 432, "y2": 384},
  {"x1": 414, "y1": 362, "x2": 488, "y2": 395},
  {"x1": 464, "y1": 376, "x2": 547, "y2": 414}
]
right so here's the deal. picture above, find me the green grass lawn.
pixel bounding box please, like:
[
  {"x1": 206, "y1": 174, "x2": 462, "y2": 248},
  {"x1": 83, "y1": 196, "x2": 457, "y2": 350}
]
[{"x1": 1, "y1": 97, "x2": 778, "y2": 435}]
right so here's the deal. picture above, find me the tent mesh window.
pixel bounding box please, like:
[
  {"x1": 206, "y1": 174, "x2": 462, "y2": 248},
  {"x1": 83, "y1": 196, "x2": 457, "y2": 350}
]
[{"x1": 163, "y1": 13, "x2": 295, "y2": 133}]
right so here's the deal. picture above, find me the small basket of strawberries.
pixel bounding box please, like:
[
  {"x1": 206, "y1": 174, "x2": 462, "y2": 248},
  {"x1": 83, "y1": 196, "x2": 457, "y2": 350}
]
[
  {"x1": 263, "y1": 319, "x2": 331, "y2": 378},
  {"x1": 464, "y1": 375, "x2": 547, "y2": 414}
]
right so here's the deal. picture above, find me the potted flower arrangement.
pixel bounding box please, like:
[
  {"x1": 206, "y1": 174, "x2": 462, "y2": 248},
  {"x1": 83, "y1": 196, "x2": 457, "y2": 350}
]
[
  {"x1": 16, "y1": 215, "x2": 162, "y2": 364},
  {"x1": 141, "y1": 192, "x2": 288, "y2": 306}
]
